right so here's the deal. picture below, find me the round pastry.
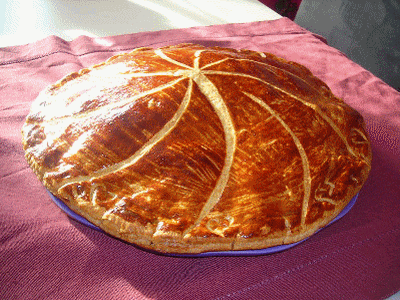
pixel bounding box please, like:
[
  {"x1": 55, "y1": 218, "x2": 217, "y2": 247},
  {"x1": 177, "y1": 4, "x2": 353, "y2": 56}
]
[{"x1": 21, "y1": 44, "x2": 372, "y2": 254}]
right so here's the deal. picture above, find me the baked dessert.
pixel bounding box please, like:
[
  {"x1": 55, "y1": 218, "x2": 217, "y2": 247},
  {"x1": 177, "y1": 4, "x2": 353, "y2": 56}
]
[{"x1": 21, "y1": 43, "x2": 372, "y2": 254}]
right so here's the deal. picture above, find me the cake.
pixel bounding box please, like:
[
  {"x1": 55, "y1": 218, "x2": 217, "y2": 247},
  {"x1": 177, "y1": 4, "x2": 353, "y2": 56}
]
[{"x1": 21, "y1": 44, "x2": 372, "y2": 254}]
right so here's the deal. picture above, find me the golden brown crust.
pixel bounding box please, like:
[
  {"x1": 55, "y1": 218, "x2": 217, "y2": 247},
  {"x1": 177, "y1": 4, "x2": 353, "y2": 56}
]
[{"x1": 21, "y1": 43, "x2": 372, "y2": 254}]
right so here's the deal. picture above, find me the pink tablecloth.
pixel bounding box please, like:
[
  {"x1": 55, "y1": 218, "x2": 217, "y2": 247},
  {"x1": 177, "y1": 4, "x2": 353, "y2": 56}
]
[{"x1": 1, "y1": 18, "x2": 399, "y2": 300}]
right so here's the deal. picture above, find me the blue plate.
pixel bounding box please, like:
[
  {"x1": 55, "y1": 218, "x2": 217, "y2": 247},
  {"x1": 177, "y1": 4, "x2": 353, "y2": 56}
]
[{"x1": 48, "y1": 191, "x2": 358, "y2": 257}]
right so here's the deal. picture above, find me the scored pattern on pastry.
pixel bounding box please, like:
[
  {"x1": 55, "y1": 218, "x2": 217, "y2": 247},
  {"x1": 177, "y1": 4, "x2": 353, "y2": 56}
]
[
  {"x1": 243, "y1": 92, "x2": 312, "y2": 225},
  {"x1": 45, "y1": 47, "x2": 359, "y2": 230},
  {"x1": 202, "y1": 68, "x2": 357, "y2": 158},
  {"x1": 56, "y1": 78, "x2": 193, "y2": 190},
  {"x1": 30, "y1": 75, "x2": 187, "y2": 172}
]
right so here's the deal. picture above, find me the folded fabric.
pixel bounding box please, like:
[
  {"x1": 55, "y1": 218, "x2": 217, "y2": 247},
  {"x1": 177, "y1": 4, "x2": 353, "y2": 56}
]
[
  {"x1": 258, "y1": 0, "x2": 303, "y2": 20},
  {"x1": 1, "y1": 18, "x2": 399, "y2": 300}
]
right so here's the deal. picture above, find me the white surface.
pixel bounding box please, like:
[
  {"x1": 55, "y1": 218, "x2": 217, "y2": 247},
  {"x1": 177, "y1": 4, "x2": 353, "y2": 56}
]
[{"x1": 0, "y1": 0, "x2": 281, "y2": 48}]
